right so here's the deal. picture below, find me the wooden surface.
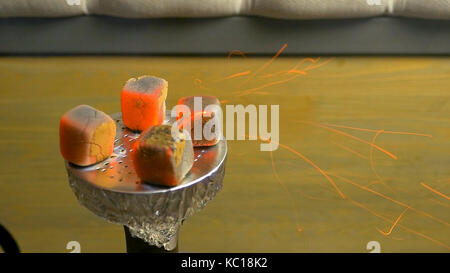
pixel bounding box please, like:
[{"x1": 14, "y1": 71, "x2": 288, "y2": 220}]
[{"x1": 0, "y1": 56, "x2": 449, "y2": 252}]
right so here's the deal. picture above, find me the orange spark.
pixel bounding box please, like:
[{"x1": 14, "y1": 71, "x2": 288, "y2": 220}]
[
  {"x1": 370, "y1": 130, "x2": 385, "y2": 183},
  {"x1": 365, "y1": 180, "x2": 391, "y2": 189},
  {"x1": 259, "y1": 69, "x2": 305, "y2": 79},
  {"x1": 286, "y1": 70, "x2": 307, "y2": 75},
  {"x1": 254, "y1": 57, "x2": 330, "y2": 81},
  {"x1": 376, "y1": 208, "x2": 409, "y2": 236},
  {"x1": 239, "y1": 43, "x2": 288, "y2": 87},
  {"x1": 301, "y1": 59, "x2": 331, "y2": 72},
  {"x1": 349, "y1": 198, "x2": 450, "y2": 250},
  {"x1": 222, "y1": 70, "x2": 251, "y2": 80},
  {"x1": 259, "y1": 70, "x2": 301, "y2": 79},
  {"x1": 256, "y1": 136, "x2": 345, "y2": 199},
  {"x1": 421, "y1": 182, "x2": 450, "y2": 201},
  {"x1": 266, "y1": 138, "x2": 326, "y2": 204},
  {"x1": 227, "y1": 50, "x2": 247, "y2": 59},
  {"x1": 259, "y1": 73, "x2": 279, "y2": 79},
  {"x1": 220, "y1": 99, "x2": 229, "y2": 104},
  {"x1": 235, "y1": 74, "x2": 301, "y2": 97},
  {"x1": 301, "y1": 57, "x2": 335, "y2": 72},
  {"x1": 276, "y1": 142, "x2": 346, "y2": 199},
  {"x1": 297, "y1": 121, "x2": 398, "y2": 160},
  {"x1": 269, "y1": 146, "x2": 303, "y2": 232},
  {"x1": 251, "y1": 91, "x2": 270, "y2": 95},
  {"x1": 291, "y1": 57, "x2": 321, "y2": 70},
  {"x1": 331, "y1": 174, "x2": 450, "y2": 227},
  {"x1": 234, "y1": 57, "x2": 334, "y2": 97},
  {"x1": 258, "y1": 57, "x2": 320, "y2": 79},
  {"x1": 320, "y1": 122, "x2": 433, "y2": 138},
  {"x1": 429, "y1": 198, "x2": 450, "y2": 208},
  {"x1": 332, "y1": 140, "x2": 369, "y2": 159},
  {"x1": 194, "y1": 78, "x2": 212, "y2": 91},
  {"x1": 269, "y1": 147, "x2": 287, "y2": 192},
  {"x1": 367, "y1": 129, "x2": 394, "y2": 192}
]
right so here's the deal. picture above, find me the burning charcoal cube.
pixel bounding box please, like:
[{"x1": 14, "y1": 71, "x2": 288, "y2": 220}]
[
  {"x1": 132, "y1": 125, "x2": 193, "y2": 187},
  {"x1": 121, "y1": 75, "x2": 168, "y2": 131},
  {"x1": 176, "y1": 95, "x2": 221, "y2": 147},
  {"x1": 60, "y1": 105, "x2": 116, "y2": 166}
]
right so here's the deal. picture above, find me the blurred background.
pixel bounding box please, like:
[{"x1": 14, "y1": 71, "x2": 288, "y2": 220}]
[{"x1": 0, "y1": 0, "x2": 449, "y2": 253}]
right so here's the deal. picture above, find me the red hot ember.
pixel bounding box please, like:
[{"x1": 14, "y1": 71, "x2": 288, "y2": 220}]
[
  {"x1": 121, "y1": 75, "x2": 168, "y2": 132},
  {"x1": 176, "y1": 95, "x2": 222, "y2": 147}
]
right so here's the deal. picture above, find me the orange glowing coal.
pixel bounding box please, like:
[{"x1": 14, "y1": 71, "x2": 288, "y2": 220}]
[
  {"x1": 121, "y1": 75, "x2": 168, "y2": 132},
  {"x1": 176, "y1": 95, "x2": 221, "y2": 147}
]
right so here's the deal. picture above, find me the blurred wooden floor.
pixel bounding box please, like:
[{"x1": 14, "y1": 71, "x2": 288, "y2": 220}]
[{"x1": 0, "y1": 56, "x2": 449, "y2": 252}]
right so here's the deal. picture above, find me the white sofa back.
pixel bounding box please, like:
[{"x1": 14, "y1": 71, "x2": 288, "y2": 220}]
[{"x1": 0, "y1": 0, "x2": 449, "y2": 20}]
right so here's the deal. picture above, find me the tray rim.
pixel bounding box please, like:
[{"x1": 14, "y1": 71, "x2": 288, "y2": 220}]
[{"x1": 65, "y1": 112, "x2": 227, "y2": 195}]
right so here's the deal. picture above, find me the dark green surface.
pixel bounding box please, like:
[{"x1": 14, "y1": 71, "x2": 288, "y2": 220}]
[{"x1": 1, "y1": 17, "x2": 450, "y2": 55}]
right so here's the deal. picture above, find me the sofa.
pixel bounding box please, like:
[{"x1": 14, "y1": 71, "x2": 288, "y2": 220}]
[{"x1": 0, "y1": 0, "x2": 449, "y2": 54}]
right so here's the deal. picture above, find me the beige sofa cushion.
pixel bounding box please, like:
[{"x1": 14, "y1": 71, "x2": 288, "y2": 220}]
[
  {"x1": 0, "y1": 0, "x2": 449, "y2": 20},
  {"x1": 88, "y1": 0, "x2": 387, "y2": 19},
  {"x1": 0, "y1": 0, "x2": 86, "y2": 17},
  {"x1": 393, "y1": 0, "x2": 450, "y2": 19},
  {"x1": 87, "y1": 0, "x2": 242, "y2": 18},
  {"x1": 246, "y1": 0, "x2": 387, "y2": 19}
]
